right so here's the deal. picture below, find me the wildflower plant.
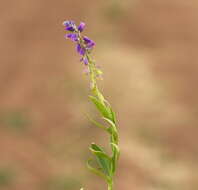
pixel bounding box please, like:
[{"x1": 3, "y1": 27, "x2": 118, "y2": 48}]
[{"x1": 63, "y1": 20, "x2": 120, "y2": 190}]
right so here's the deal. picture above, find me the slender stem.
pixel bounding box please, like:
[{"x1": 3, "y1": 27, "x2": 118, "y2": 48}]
[
  {"x1": 78, "y1": 31, "x2": 118, "y2": 190},
  {"x1": 108, "y1": 181, "x2": 113, "y2": 190}
]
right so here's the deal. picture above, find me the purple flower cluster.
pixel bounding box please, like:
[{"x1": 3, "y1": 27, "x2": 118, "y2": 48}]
[{"x1": 63, "y1": 20, "x2": 95, "y2": 65}]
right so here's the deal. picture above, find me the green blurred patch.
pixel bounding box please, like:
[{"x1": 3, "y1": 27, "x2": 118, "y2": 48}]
[
  {"x1": 0, "y1": 110, "x2": 30, "y2": 131},
  {"x1": 136, "y1": 126, "x2": 162, "y2": 146},
  {"x1": 43, "y1": 176, "x2": 82, "y2": 190},
  {"x1": 151, "y1": 180, "x2": 175, "y2": 190},
  {"x1": 0, "y1": 168, "x2": 14, "y2": 187},
  {"x1": 104, "y1": 1, "x2": 124, "y2": 21}
]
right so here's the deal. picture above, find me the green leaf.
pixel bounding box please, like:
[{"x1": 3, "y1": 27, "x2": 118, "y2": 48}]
[
  {"x1": 90, "y1": 143, "x2": 112, "y2": 176},
  {"x1": 110, "y1": 143, "x2": 120, "y2": 174},
  {"x1": 111, "y1": 143, "x2": 120, "y2": 158},
  {"x1": 86, "y1": 159, "x2": 109, "y2": 182},
  {"x1": 85, "y1": 114, "x2": 109, "y2": 133},
  {"x1": 103, "y1": 100, "x2": 116, "y2": 123},
  {"x1": 110, "y1": 107, "x2": 116, "y2": 124},
  {"x1": 92, "y1": 87, "x2": 105, "y2": 103},
  {"x1": 103, "y1": 117, "x2": 118, "y2": 144},
  {"x1": 103, "y1": 117, "x2": 116, "y2": 128},
  {"x1": 90, "y1": 143, "x2": 104, "y2": 152},
  {"x1": 89, "y1": 96, "x2": 113, "y2": 121}
]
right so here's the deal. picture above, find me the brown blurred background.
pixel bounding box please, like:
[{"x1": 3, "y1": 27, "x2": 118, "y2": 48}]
[{"x1": 0, "y1": 0, "x2": 198, "y2": 189}]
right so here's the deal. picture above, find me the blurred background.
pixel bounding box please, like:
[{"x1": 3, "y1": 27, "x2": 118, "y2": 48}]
[{"x1": 0, "y1": 0, "x2": 198, "y2": 189}]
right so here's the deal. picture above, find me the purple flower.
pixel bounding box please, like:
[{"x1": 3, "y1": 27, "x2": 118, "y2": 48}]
[
  {"x1": 76, "y1": 44, "x2": 86, "y2": 55},
  {"x1": 78, "y1": 22, "x2": 85, "y2": 32},
  {"x1": 76, "y1": 37, "x2": 95, "y2": 56},
  {"x1": 83, "y1": 57, "x2": 88, "y2": 65},
  {"x1": 83, "y1": 36, "x2": 95, "y2": 49},
  {"x1": 63, "y1": 20, "x2": 76, "y2": 31},
  {"x1": 83, "y1": 36, "x2": 91, "y2": 44},
  {"x1": 75, "y1": 37, "x2": 95, "y2": 56},
  {"x1": 65, "y1": 33, "x2": 78, "y2": 42},
  {"x1": 63, "y1": 20, "x2": 74, "y2": 27},
  {"x1": 80, "y1": 57, "x2": 88, "y2": 65},
  {"x1": 86, "y1": 41, "x2": 95, "y2": 49}
]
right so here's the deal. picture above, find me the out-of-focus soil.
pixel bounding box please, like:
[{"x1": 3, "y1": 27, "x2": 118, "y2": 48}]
[{"x1": 0, "y1": 0, "x2": 198, "y2": 189}]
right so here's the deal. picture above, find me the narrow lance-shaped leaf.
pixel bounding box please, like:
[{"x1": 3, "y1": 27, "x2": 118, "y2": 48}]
[
  {"x1": 85, "y1": 113, "x2": 110, "y2": 133},
  {"x1": 90, "y1": 143, "x2": 112, "y2": 176},
  {"x1": 89, "y1": 95, "x2": 113, "y2": 121},
  {"x1": 87, "y1": 159, "x2": 109, "y2": 182},
  {"x1": 110, "y1": 142, "x2": 120, "y2": 174},
  {"x1": 103, "y1": 117, "x2": 118, "y2": 144}
]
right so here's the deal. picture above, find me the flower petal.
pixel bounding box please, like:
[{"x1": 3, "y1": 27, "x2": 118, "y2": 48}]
[
  {"x1": 65, "y1": 26, "x2": 75, "y2": 31},
  {"x1": 63, "y1": 20, "x2": 75, "y2": 27},
  {"x1": 65, "y1": 33, "x2": 78, "y2": 42},
  {"x1": 76, "y1": 44, "x2": 85, "y2": 55},
  {"x1": 83, "y1": 36, "x2": 91, "y2": 44},
  {"x1": 86, "y1": 41, "x2": 95, "y2": 49},
  {"x1": 83, "y1": 36, "x2": 95, "y2": 49},
  {"x1": 80, "y1": 57, "x2": 88, "y2": 65},
  {"x1": 78, "y1": 22, "x2": 85, "y2": 32},
  {"x1": 83, "y1": 57, "x2": 88, "y2": 65}
]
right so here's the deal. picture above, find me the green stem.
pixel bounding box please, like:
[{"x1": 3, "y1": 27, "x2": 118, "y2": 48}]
[
  {"x1": 108, "y1": 181, "x2": 113, "y2": 190},
  {"x1": 86, "y1": 54, "x2": 105, "y2": 103},
  {"x1": 79, "y1": 34, "x2": 118, "y2": 190}
]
